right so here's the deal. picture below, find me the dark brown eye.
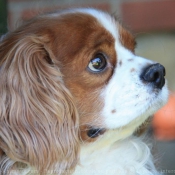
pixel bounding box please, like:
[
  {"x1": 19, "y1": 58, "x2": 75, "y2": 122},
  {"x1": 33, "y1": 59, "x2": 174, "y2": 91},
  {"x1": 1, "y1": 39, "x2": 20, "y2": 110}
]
[{"x1": 88, "y1": 53, "x2": 107, "y2": 72}]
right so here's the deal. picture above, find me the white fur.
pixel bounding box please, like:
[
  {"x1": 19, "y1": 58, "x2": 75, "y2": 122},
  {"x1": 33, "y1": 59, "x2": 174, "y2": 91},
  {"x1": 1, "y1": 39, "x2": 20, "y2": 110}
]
[
  {"x1": 74, "y1": 8, "x2": 118, "y2": 39},
  {"x1": 102, "y1": 45, "x2": 168, "y2": 129},
  {"x1": 74, "y1": 134, "x2": 160, "y2": 175}
]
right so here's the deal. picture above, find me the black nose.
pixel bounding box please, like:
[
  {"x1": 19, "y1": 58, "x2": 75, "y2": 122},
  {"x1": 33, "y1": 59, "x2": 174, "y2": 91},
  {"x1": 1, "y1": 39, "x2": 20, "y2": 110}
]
[{"x1": 141, "y1": 63, "x2": 166, "y2": 89}]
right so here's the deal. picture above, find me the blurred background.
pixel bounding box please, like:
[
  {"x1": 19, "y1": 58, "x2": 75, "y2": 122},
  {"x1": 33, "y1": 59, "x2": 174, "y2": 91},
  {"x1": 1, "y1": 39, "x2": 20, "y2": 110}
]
[{"x1": 0, "y1": 0, "x2": 175, "y2": 174}]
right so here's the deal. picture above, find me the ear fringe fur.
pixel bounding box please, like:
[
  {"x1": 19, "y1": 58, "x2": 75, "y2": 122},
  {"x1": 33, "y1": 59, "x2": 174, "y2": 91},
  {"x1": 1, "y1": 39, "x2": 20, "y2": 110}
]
[{"x1": 0, "y1": 34, "x2": 79, "y2": 174}]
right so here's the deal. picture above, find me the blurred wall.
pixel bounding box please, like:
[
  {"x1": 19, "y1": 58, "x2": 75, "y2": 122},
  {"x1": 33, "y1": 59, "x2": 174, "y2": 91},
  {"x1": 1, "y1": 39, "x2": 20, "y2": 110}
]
[
  {"x1": 7, "y1": 0, "x2": 119, "y2": 30},
  {"x1": 0, "y1": 0, "x2": 7, "y2": 35}
]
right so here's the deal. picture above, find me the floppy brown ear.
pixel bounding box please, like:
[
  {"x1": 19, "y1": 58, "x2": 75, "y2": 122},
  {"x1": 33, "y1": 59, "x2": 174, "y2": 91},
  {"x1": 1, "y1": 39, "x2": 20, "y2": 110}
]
[{"x1": 0, "y1": 33, "x2": 79, "y2": 174}]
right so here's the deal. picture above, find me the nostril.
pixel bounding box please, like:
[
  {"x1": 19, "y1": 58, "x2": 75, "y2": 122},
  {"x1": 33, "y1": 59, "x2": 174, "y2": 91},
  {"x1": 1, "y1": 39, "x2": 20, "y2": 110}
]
[
  {"x1": 154, "y1": 72, "x2": 159, "y2": 81},
  {"x1": 147, "y1": 71, "x2": 159, "y2": 82},
  {"x1": 141, "y1": 63, "x2": 165, "y2": 89}
]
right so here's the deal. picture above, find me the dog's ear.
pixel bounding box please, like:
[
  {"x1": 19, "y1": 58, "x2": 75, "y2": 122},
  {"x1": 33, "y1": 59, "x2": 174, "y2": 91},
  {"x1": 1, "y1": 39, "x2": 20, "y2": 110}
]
[{"x1": 0, "y1": 32, "x2": 79, "y2": 174}]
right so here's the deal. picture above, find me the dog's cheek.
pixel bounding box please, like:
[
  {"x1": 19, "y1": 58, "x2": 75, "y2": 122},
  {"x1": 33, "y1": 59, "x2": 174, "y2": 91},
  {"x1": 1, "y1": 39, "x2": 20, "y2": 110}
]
[{"x1": 64, "y1": 82, "x2": 105, "y2": 142}]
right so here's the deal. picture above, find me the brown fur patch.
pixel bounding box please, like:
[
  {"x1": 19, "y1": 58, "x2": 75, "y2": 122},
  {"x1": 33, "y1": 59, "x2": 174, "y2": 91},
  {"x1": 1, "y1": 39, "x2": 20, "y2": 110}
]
[
  {"x1": 118, "y1": 23, "x2": 136, "y2": 52},
  {"x1": 111, "y1": 109, "x2": 116, "y2": 113},
  {"x1": 130, "y1": 68, "x2": 135, "y2": 72}
]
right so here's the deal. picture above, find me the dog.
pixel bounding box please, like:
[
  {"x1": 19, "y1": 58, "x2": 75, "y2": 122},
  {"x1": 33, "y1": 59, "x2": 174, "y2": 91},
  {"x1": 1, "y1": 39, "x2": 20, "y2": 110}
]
[{"x1": 0, "y1": 8, "x2": 168, "y2": 175}]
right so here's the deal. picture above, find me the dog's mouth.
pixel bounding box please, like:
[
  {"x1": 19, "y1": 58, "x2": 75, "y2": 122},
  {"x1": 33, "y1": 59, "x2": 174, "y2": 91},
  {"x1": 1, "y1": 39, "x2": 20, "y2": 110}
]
[
  {"x1": 80, "y1": 125, "x2": 106, "y2": 141},
  {"x1": 87, "y1": 128, "x2": 106, "y2": 138}
]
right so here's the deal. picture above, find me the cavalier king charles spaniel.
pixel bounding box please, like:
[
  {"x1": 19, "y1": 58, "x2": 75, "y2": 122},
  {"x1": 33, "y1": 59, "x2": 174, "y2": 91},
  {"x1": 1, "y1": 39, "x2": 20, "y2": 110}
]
[{"x1": 0, "y1": 8, "x2": 168, "y2": 175}]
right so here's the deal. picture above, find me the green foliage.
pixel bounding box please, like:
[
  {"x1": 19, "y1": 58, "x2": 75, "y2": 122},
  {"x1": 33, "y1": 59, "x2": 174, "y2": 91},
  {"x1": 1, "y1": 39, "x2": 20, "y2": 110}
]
[{"x1": 0, "y1": 0, "x2": 7, "y2": 35}]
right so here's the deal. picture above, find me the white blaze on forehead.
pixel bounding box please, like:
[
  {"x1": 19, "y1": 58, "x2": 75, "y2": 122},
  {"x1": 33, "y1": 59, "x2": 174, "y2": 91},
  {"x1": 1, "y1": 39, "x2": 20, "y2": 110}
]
[
  {"x1": 53, "y1": 8, "x2": 118, "y2": 40},
  {"x1": 76, "y1": 8, "x2": 118, "y2": 39},
  {"x1": 48, "y1": 8, "x2": 119, "y2": 43},
  {"x1": 80, "y1": 9, "x2": 136, "y2": 56}
]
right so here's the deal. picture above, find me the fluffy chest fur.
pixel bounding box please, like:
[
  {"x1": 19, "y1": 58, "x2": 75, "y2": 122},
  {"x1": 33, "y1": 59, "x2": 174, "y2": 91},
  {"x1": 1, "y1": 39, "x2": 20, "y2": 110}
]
[{"x1": 75, "y1": 135, "x2": 159, "y2": 175}]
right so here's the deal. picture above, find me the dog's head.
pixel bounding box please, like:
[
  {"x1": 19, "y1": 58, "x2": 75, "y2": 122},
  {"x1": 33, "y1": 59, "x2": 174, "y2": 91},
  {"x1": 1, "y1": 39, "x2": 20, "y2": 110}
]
[{"x1": 0, "y1": 8, "x2": 168, "y2": 174}]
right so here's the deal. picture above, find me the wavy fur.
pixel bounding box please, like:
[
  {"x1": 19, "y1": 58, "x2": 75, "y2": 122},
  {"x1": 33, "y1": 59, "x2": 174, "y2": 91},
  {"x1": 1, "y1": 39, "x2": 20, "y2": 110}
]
[{"x1": 0, "y1": 33, "x2": 79, "y2": 174}]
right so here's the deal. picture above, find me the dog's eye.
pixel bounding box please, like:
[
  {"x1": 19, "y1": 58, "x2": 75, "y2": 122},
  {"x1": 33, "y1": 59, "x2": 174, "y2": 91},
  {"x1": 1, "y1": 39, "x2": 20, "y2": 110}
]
[{"x1": 88, "y1": 53, "x2": 107, "y2": 72}]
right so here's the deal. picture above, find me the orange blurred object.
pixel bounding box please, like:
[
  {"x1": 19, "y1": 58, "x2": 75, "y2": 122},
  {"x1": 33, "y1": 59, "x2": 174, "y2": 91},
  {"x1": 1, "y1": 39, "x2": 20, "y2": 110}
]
[{"x1": 153, "y1": 93, "x2": 175, "y2": 140}]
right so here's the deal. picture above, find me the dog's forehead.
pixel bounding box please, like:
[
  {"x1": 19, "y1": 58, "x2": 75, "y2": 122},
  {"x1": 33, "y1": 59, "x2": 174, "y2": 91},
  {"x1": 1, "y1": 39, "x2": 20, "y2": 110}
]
[
  {"x1": 42, "y1": 8, "x2": 136, "y2": 71},
  {"x1": 72, "y1": 8, "x2": 118, "y2": 38},
  {"x1": 49, "y1": 8, "x2": 135, "y2": 55},
  {"x1": 62, "y1": 9, "x2": 118, "y2": 41},
  {"x1": 44, "y1": 10, "x2": 115, "y2": 64},
  {"x1": 65, "y1": 8, "x2": 135, "y2": 51}
]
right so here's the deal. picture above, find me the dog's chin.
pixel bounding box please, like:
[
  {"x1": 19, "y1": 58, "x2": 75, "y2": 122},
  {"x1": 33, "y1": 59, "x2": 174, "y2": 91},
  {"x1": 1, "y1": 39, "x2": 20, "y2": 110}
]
[{"x1": 87, "y1": 114, "x2": 152, "y2": 141}]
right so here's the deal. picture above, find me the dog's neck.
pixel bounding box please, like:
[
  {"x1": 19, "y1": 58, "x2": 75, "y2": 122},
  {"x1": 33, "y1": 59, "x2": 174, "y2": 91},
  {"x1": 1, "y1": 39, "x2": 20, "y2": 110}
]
[
  {"x1": 75, "y1": 131, "x2": 160, "y2": 175},
  {"x1": 82, "y1": 114, "x2": 150, "y2": 153}
]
